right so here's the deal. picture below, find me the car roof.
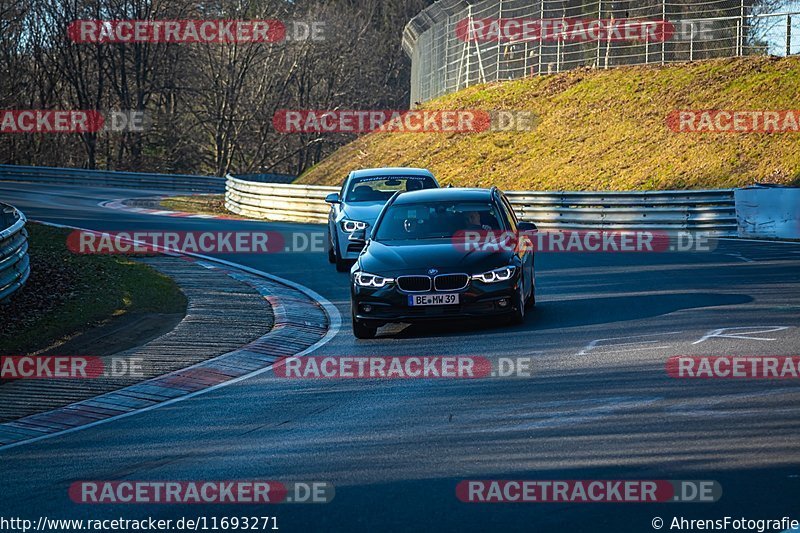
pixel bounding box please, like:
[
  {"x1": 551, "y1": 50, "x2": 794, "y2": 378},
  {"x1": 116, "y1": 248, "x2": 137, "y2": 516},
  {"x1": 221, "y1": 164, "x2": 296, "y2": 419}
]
[
  {"x1": 392, "y1": 187, "x2": 494, "y2": 204},
  {"x1": 349, "y1": 167, "x2": 434, "y2": 179}
]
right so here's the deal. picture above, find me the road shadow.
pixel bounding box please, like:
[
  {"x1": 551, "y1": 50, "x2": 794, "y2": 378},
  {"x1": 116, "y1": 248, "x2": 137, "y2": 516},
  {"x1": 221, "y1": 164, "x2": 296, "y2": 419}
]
[{"x1": 384, "y1": 292, "x2": 752, "y2": 339}]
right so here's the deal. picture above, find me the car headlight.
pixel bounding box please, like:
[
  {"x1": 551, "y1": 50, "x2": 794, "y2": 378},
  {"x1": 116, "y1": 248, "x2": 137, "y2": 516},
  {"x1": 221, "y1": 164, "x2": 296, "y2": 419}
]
[
  {"x1": 341, "y1": 219, "x2": 368, "y2": 233},
  {"x1": 354, "y1": 272, "x2": 394, "y2": 288},
  {"x1": 471, "y1": 266, "x2": 516, "y2": 283}
]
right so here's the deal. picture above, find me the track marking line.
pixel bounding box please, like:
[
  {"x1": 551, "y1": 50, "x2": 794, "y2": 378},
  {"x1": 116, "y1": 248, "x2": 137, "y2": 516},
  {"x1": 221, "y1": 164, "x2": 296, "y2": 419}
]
[
  {"x1": 578, "y1": 331, "x2": 682, "y2": 356},
  {"x1": 693, "y1": 326, "x2": 791, "y2": 345},
  {"x1": 97, "y1": 198, "x2": 239, "y2": 220},
  {"x1": 726, "y1": 253, "x2": 754, "y2": 262}
]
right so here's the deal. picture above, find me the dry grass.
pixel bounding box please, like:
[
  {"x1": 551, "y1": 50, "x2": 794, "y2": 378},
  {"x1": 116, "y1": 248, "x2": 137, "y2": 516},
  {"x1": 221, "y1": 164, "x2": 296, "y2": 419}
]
[{"x1": 298, "y1": 56, "x2": 800, "y2": 191}]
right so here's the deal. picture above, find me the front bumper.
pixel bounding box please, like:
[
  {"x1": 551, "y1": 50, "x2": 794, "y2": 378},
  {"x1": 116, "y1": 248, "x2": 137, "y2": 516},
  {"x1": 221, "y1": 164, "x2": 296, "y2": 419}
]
[
  {"x1": 336, "y1": 225, "x2": 365, "y2": 260},
  {"x1": 351, "y1": 277, "x2": 520, "y2": 324}
]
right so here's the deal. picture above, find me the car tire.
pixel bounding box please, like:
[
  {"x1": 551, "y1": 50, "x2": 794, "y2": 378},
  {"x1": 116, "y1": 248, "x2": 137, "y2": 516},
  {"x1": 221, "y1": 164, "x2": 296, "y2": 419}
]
[
  {"x1": 353, "y1": 320, "x2": 377, "y2": 339},
  {"x1": 352, "y1": 311, "x2": 377, "y2": 339},
  {"x1": 510, "y1": 280, "x2": 526, "y2": 325},
  {"x1": 335, "y1": 255, "x2": 350, "y2": 273},
  {"x1": 525, "y1": 285, "x2": 536, "y2": 309},
  {"x1": 327, "y1": 229, "x2": 336, "y2": 264},
  {"x1": 333, "y1": 231, "x2": 350, "y2": 272}
]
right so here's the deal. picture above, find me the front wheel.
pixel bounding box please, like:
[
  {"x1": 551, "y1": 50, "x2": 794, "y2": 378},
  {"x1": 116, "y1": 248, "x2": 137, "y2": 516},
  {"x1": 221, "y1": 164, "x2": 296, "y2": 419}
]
[
  {"x1": 335, "y1": 255, "x2": 350, "y2": 273},
  {"x1": 333, "y1": 231, "x2": 350, "y2": 272},
  {"x1": 525, "y1": 285, "x2": 536, "y2": 309},
  {"x1": 352, "y1": 302, "x2": 378, "y2": 339},
  {"x1": 510, "y1": 280, "x2": 526, "y2": 325},
  {"x1": 327, "y1": 230, "x2": 336, "y2": 264},
  {"x1": 352, "y1": 318, "x2": 377, "y2": 339}
]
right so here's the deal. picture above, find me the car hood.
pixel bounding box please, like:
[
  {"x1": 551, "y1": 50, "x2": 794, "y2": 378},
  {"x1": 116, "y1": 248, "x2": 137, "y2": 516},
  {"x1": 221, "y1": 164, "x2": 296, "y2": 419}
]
[
  {"x1": 340, "y1": 202, "x2": 386, "y2": 225},
  {"x1": 359, "y1": 240, "x2": 514, "y2": 275}
]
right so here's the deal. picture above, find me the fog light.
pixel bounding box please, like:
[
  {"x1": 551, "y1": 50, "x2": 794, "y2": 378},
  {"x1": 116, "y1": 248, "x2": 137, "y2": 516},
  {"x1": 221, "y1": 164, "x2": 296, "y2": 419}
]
[
  {"x1": 362, "y1": 304, "x2": 373, "y2": 313},
  {"x1": 498, "y1": 298, "x2": 509, "y2": 308}
]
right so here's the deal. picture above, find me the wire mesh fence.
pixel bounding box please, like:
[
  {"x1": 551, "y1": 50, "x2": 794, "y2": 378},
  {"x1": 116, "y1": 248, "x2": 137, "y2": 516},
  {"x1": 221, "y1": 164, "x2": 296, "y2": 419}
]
[{"x1": 402, "y1": 0, "x2": 800, "y2": 103}]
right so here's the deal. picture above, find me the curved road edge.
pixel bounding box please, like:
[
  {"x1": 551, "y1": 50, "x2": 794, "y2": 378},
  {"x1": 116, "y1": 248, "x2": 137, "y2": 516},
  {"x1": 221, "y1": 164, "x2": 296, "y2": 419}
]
[{"x1": 0, "y1": 221, "x2": 341, "y2": 453}]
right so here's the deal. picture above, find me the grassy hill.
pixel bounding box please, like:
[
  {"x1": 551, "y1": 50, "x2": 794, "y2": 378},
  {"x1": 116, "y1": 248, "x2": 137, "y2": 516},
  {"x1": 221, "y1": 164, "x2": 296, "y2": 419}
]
[{"x1": 297, "y1": 56, "x2": 800, "y2": 191}]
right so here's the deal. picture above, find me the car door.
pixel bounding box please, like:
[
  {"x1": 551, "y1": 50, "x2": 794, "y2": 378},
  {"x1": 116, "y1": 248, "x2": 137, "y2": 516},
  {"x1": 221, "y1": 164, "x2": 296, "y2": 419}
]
[
  {"x1": 499, "y1": 193, "x2": 534, "y2": 287},
  {"x1": 330, "y1": 175, "x2": 350, "y2": 244}
]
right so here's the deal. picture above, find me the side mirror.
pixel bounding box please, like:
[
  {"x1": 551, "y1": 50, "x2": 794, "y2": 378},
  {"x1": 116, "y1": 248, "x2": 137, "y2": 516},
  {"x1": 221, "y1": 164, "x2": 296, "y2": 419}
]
[
  {"x1": 325, "y1": 193, "x2": 340, "y2": 204},
  {"x1": 518, "y1": 222, "x2": 538, "y2": 234}
]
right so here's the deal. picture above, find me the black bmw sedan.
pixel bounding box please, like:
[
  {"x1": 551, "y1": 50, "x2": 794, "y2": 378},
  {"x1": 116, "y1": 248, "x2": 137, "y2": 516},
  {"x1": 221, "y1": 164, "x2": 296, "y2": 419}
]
[{"x1": 349, "y1": 187, "x2": 537, "y2": 339}]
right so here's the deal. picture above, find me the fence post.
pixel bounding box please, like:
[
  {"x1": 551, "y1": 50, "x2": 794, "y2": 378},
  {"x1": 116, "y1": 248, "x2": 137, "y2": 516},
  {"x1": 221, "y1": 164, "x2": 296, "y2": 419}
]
[
  {"x1": 661, "y1": 0, "x2": 666, "y2": 64},
  {"x1": 788, "y1": 15, "x2": 792, "y2": 56},
  {"x1": 444, "y1": 14, "x2": 450, "y2": 94},
  {"x1": 740, "y1": 0, "x2": 746, "y2": 55},
  {"x1": 466, "y1": 5, "x2": 472, "y2": 87},
  {"x1": 524, "y1": 41, "x2": 529, "y2": 76},
  {"x1": 596, "y1": 0, "x2": 602, "y2": 67},
  {"x1": 538, "y1": 0, "x2": 545, "y2": 75},
  {"x1": 497, "y1": 0, "x2": 503, "y2": 81},
  {"x1": 736, "y1": 19, "x2": 742, "y2": 56},
  {"x1": 689, "y1": 22, "x2": 694, "y2": 61},
  {"x1": 557, "y1": 39, "x2": 562, "y2": 72}
]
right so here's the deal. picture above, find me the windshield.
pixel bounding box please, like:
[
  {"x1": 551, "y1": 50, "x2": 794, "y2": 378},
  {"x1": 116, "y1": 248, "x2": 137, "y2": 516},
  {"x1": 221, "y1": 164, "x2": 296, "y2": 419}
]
[
  {"x1": 374, "y1": 200, "x2": 505, "y2": 242},
  {"x1": 344, "y1": 175, "x2": 436, "y2": 203}
]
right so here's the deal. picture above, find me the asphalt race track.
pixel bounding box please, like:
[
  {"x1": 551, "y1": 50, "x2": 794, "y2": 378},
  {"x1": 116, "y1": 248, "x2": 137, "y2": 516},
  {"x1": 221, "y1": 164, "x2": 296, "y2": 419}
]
[{"x1": 1, "y1": 183, "x2": 799, "y2": 533}]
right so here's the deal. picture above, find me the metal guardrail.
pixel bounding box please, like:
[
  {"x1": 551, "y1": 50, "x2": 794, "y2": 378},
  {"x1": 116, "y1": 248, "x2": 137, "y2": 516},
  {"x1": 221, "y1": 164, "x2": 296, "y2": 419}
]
[
  {"x1": 0, "y1": 203, "x2": 31, "y2": 302},
  {"x1": 0, "y1": 165, "x2": 225, "y2": 193},
  {"x1": 505, "y1": 190, "x2": 737, "y2": 232},
  {"x1": 225, "y1": 174, "x2": 737, "y2": 234},
  {"x1": 225, "y1": 175, "x2": 337, "y2": 223}
]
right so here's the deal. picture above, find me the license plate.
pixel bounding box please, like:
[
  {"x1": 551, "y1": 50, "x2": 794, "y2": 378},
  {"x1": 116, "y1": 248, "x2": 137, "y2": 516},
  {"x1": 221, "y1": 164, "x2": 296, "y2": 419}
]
[{"x1": 408, "y1": 293, "x2": 460, "y2": 306}]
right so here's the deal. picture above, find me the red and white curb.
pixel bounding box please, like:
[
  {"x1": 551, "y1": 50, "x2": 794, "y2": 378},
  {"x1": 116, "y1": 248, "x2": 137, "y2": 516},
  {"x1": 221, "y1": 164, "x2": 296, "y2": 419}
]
[
  {"x1": 0, "y1": 224, "x2": 341, "y2": 451},
  {"x1": 99, "y1": 197, "x2": 238, "y2": 220}
]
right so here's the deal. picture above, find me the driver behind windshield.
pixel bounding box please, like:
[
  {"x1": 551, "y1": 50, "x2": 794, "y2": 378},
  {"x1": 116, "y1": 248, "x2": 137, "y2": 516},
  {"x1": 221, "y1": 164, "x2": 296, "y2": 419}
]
[
  {"x1": 376, "y1": 202, "x2": 503, "y2": 241},
  {"x1": 464, "y1": 210, "x2": 492, "y2": 231}
]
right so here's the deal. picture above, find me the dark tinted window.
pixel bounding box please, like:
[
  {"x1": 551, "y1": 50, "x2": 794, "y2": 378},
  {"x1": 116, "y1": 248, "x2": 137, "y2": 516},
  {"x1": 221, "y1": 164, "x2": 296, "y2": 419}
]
[
  {"x1": 498, "y1": 194, "x2": 518, "y2": 231},
  {"x1": 345, "y1": 176, "x2": 436, "y2": 203},
  {"x1": 374, "y1": 200, "x2": 505, "y2": 241}
]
